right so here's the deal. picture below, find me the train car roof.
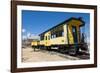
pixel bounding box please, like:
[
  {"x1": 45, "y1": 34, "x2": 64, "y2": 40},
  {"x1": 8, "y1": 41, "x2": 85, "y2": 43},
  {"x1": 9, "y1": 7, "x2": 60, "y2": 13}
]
[{"x1": 39, "y1": 17, "x2": 85, "y2": 36}]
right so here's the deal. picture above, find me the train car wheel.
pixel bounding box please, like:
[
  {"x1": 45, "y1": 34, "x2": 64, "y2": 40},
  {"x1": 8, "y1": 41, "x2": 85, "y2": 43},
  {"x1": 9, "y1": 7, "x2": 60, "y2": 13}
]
[{"x1": 68, "y1": 47, "x2": 77, "y2": 55}]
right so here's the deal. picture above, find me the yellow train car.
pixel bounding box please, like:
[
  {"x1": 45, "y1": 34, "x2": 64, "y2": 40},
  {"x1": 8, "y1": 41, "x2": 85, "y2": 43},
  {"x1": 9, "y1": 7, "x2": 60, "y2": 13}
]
[
  {"x1": 31, "y1": 40, "x2": 39, "y2": 46},
  {"x1": 32, "y1": 17, "x2": 88, "y2": 55}
]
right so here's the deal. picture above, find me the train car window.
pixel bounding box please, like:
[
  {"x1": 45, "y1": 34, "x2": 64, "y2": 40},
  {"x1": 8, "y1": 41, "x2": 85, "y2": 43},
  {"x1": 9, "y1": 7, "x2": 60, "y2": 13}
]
[
  {"x1": 62, "y1": 31, "x2": 64, "y2": 36},
  {"x1": 56, "y1": 30, "x2": 64, "y2": 37},
  {"x1": 51, "y1": 35, "x2": 53, "y2": 39},
  {"x1": 56, "y1": 33, "x2": 58, "y2": 37},
  {"x1": 53, "y1": 34, "x2": 56, "y2": 38},
  {"x1": 45, "y1": 36, "x2": 47, "y2": 40},
  {"x1": 52, "y1": 35, "x2": 54, "y2": 38},
  {"x1": 40, "y1": 35, "x2": 44, "y2": 40},
  {"x1": 59, "y1": 31, "x2": 62, "y2": 37},
  {"x1": 48, "y1": 36, "x2": 50, "y2": 40}
]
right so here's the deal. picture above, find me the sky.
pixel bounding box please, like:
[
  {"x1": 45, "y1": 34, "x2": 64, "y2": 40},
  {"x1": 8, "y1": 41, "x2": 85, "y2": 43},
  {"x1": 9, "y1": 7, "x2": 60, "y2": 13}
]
[{"x1": 22, "y1": 10, "x2": 90, "y2": 42}]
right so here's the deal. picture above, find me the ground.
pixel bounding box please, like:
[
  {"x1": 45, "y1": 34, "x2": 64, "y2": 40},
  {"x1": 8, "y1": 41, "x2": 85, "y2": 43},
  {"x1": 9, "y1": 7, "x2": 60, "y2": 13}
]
[{"x1": 22, "y1": 47, "x2": 89, "y2": 62}]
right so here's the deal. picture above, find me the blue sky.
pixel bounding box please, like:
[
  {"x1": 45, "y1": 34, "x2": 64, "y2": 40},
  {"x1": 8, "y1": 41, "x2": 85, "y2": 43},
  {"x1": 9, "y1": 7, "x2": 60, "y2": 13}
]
[{"x1": 22, "y1": 10, "x2": 90, "y2": 41}]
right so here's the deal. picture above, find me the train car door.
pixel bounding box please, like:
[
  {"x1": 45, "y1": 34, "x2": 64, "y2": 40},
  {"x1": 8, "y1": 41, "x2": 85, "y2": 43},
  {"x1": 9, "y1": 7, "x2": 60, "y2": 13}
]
[
  {"x1": 44, "y1": 32, "x2": 51, "y2": 47},
  {"x1": 72, "y1": 26, "x2": 78, "y2": 44}
]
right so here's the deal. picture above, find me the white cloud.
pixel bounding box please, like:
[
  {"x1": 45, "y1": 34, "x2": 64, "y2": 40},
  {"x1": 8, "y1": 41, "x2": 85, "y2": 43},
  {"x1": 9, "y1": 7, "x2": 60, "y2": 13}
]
[
  {"x1": 22, "y1": 29, "x2": 26, "y2": 33},
  {"x1": 86, "y1": 36, "x2": 90, "y2": 44},
  {"x1": 27, "y1": 32, "x2": 31, "y2": 38}
]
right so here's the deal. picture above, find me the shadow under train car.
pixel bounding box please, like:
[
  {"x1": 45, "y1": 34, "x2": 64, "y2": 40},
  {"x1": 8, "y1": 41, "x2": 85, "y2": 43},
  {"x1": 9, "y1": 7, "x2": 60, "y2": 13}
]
[{"x1": 32, "y1": 43, "x2": 89, "y2": 56}]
